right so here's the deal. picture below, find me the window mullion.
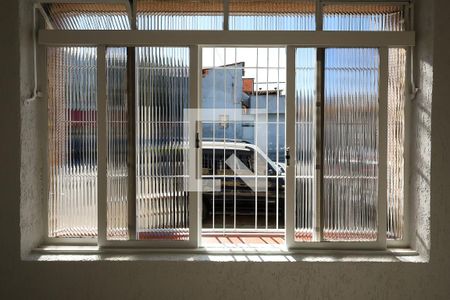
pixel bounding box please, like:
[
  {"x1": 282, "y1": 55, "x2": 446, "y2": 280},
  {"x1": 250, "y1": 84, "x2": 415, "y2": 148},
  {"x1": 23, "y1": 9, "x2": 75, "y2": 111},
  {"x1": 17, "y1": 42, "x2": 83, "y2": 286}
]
[
  {"x1": 188, "y1": 45, "x2": 201, "y2": 247},
  {"x1": 316, "y1": 0, "x2": 323, "y2": 31},
  {"x1": 97, "y1": 45, "x2": 107, "y2": 246},
  {"x1": 127, "y1": 47, "x2": 137, "y2": 240},
  {"x1": 285, "y1": 46, "x2": 296, "y2": 249},
  {"x1": 223, "y1": 0, "x2": 229, "y2": 31},
  {"x1": 314, "y1": 2, "x2": 324, "y2": 245},
  {"x1": 41, "y1": 44, "x2": 50, "y2": 242},
  {"x1": 402, "y1": 8, "x2": 413, "y2": 246},
  {"x1": 314, "y1": 48, "x2": 325, "y2": 242},
  {"x1": 401, "y1": 46, "x2": 412, "y2": 247},
  {"x1": 377, "y1": 47, "x2": 389, "y2": 247},
  {"x1": 124, "y1": 0, "x2": 133, "y2": 30}
]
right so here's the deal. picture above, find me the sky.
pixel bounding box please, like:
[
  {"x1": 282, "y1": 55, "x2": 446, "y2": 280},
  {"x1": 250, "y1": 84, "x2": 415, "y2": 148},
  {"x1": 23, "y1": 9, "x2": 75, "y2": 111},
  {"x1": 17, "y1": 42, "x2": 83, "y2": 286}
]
[{"x1": 202, "y1": 47, "x2": 287, "y2": 92}]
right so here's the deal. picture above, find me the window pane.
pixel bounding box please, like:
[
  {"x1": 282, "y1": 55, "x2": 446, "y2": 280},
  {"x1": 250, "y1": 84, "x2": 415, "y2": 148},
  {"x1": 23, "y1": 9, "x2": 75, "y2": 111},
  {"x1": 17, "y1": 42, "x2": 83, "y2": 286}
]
[
  {"x1": 294, "y1": 48, "x2": 316, "y2": 242},
  {"x1": 323, "y1": 4, "x2": 405, "y2": 31},
  {"x1": 106, "y1": 48, "x2": 129, "y2": 240},
  {"x1": 136, "y1": 47, "x2": 190, "y2": 240},
  {"x1": 42, "y1": 3, "x2": 130, "y2": 30},
  {"x1": 229, "y1": 0, "x2": 315, "y2": 31},
  {"x1": 201, "y1": 47, "x2": 286, "y2": 234},
  {"x1": 48, "y1": 47, "x2": 98, "y2": 238},
  {"x1": 323, "y1": 48, "x2": 379, "y2": 242},
  {"x1": 137, "y1": 0, "x2": 223, "y2": 30},
  {"x1": 387, "y1": 48, "x2": 406, "y2": 240}
]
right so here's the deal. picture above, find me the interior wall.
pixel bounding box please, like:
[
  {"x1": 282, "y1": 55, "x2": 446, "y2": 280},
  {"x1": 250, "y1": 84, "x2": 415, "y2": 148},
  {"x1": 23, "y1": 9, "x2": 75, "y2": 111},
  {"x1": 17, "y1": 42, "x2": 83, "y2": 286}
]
[
  {"x1": 19, "y1": 0, "x2": 47, "y2": 259},
  {"x1": 1, "y1": 0, "x2": 450, "y2": 298},
  {"x1": 409, "y1": 0, "x2": 433, "y2": 257}
]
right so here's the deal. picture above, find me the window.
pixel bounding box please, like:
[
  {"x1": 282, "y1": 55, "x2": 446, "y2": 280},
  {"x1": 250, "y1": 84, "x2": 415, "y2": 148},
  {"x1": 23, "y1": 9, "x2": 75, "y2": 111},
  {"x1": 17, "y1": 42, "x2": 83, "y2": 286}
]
[{"x1": 39, "y1": 1, "x2": 414, "y2": 250}]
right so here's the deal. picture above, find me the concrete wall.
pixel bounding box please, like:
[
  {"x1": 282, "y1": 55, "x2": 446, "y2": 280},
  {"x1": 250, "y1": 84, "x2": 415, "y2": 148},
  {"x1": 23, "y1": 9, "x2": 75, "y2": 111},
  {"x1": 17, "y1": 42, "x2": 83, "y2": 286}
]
[{"x1": 1, "y1": 0, "x2": 450, "y2": 298}]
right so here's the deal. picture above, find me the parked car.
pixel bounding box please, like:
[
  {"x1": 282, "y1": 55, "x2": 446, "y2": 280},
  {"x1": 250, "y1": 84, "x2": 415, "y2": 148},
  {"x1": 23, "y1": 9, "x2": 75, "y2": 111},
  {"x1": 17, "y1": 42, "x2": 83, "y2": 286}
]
[{"x1": 201, "y1": 140, "x2": 285, "y2": 221}]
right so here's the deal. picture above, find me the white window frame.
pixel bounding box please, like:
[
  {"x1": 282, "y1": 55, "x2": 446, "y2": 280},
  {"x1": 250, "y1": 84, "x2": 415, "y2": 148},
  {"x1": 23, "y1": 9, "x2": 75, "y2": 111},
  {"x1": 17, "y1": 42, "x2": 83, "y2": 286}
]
[
  {"x1": 37, "y1": 0, "x2": 415, "y2": 251},
  {"x1": 285, "y1": 46, "x2": 388, "y2": 250}
]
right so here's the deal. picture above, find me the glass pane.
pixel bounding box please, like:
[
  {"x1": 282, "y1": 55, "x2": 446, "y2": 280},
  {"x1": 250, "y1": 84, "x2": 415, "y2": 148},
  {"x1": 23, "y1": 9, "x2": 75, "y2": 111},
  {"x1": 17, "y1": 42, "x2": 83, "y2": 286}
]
[
  {"x1": 136, "y1": 47, "x2": 190, "y2": 240},
  {"x1": 137, "y1": 0, "x2": 223, "y2": 30},
  {"x1": 294, "y1": 48, "x2": 316, "y2": 242},
  {"x1": 323, "y1": 4, "x2": 405, "y2": 31},
  {"x1": 42, "y1": 3, "x2": 130, "y2": 30},
  {"x1": 106, "y1": 48, "x2": 128, "y2": 240},
  {"x1": 323, "y1": 48, "x2": 379, "y2": 242},
  {"x1": 201, "y1": 47, "x2": 286, "y2": 234},
  {"x1": 387, "y1": 48, "x2": 406, "y2": 240},
  {"x1": 229, "y1": 0, "x2": 315, "y2": 31},
  {"x1": 48, "y1": 47, "x2": 98, "y2": 238}
]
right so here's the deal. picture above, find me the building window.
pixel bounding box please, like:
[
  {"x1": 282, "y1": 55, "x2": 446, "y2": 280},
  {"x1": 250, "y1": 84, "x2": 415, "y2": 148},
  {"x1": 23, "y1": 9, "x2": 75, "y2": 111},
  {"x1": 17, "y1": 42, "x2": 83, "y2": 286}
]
[{"x1": 39, "y1": 0, "x2": 413, "y2": 250}]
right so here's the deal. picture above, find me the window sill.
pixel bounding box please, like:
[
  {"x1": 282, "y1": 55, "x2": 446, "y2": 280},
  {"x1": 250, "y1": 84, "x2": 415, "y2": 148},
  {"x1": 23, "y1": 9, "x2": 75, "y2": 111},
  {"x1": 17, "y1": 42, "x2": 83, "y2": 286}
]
[{"x1": 28, "y1": 245, "x2": 425, "y2": 263}]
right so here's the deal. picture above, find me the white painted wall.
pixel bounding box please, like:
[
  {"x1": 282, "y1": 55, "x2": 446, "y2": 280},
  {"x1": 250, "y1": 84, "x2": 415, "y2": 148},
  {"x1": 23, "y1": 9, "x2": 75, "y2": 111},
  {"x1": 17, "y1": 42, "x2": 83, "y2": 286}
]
[{"x1": 1, "y1": 0, "x2": 449, "y2": 298}]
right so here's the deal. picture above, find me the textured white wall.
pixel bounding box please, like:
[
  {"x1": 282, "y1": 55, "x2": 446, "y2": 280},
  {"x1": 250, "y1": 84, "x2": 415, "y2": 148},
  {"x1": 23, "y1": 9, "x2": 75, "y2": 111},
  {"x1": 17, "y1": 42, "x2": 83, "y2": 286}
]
[
  {"x1": 1, "y1": 0, "x2": 450, "y2": 298},
  {"x1": 18, "y1": 0, "x2": 47, "y2": 258},
  {"x1": 409, "y1": 0, "x2": 433, "y2": 257}
]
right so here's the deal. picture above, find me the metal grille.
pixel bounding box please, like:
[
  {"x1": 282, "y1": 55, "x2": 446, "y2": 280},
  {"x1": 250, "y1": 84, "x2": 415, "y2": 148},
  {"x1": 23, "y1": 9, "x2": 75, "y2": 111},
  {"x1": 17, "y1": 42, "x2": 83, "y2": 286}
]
[{"x1": 201, "y1": 47, "x2": 286, "y2": 233}]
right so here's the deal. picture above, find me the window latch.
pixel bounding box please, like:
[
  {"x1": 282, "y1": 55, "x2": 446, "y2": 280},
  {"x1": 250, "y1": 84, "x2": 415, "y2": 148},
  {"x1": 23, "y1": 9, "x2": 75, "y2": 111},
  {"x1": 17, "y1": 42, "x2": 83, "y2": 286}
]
[
  {"x1": 195, "y1": 132, "x2": 200, "y2": 149},
  {"x1": 286, "y1": 147, "x2": 291, "y2": 167}
]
